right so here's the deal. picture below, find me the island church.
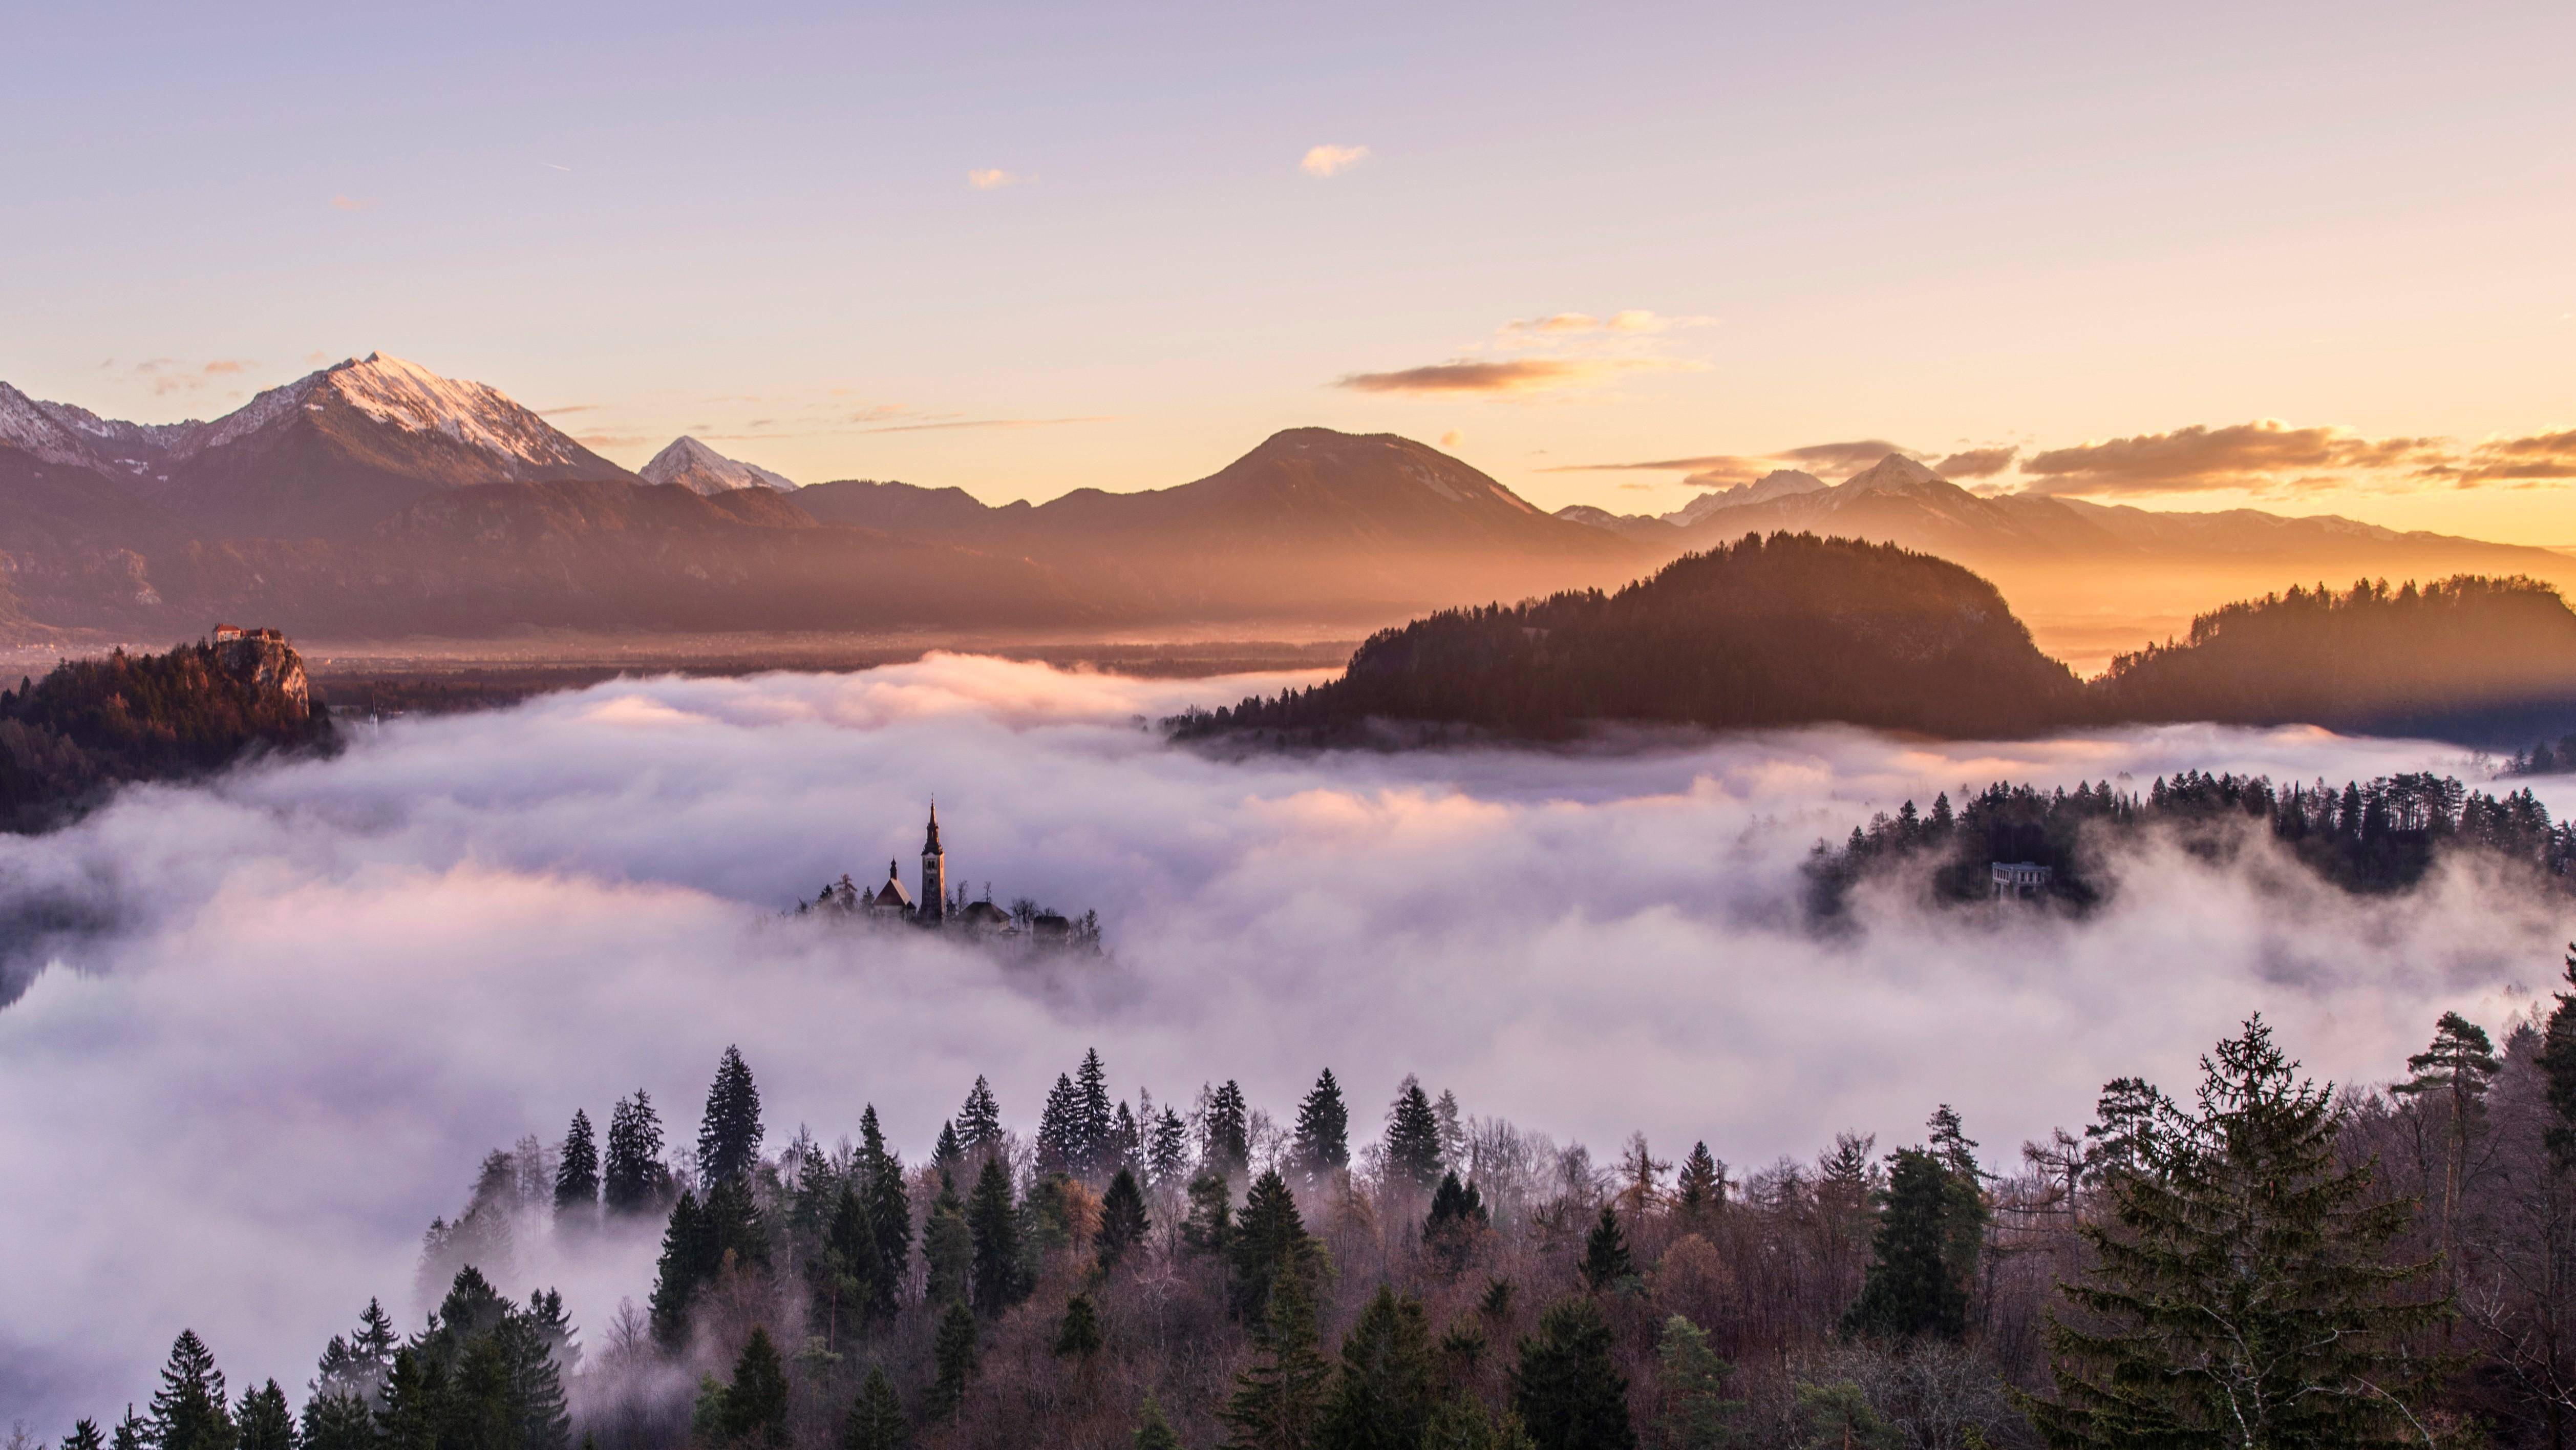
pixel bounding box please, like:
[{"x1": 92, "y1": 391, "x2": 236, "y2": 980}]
[{"x1": 804, "y1": 804, "x2": 1089, "y2": 944}]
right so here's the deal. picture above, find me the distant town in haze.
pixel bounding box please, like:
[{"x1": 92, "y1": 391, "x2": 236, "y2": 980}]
[{"x1": 10, "y1": 4, "x2": 2576, "y2": 1450}]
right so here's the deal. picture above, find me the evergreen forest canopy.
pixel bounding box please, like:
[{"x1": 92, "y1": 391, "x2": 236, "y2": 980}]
[
  {"x1": 1173, "y1": 535, "x2": 2576, "y2": 747},
  {"x1": 57, "y1": 987, "x2": 2576, "y2": 1450},
  {"x1": 0, "y1": 633, "x2": 332, "y2": 831},
  {"x1": 1805, "y1": 768, "x2": 2574, "y2": 916}
]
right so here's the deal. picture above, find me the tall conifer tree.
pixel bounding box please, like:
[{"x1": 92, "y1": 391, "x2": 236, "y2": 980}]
[
  {"x1": 553, "y1": 1109, "x2": 600, "y2": 1217},
  {"x1": 1098, "y1": 1168, "x2": 1150, "y2": 1270},
  {"x1": 1313, "y1": 1286, "x2": 1435, "y2": 1450},
  {"x1": 841, "y1": 1367, "x2": 910, "y2": 1450},
  {"x1": 603, "y1": 1091, "x2": 668, "y2": 1216},
  {"x1": 148, "y1": 1331, "x2": 237, "y2": 1450},
  {"x1": 2023, "y1": 1017, "x2": 2445, "y2": 1447},
  {"x1": 956, "y1": 1077, "x2": 1003, "y2": 1157},
  {"x1": 967, "y1": 1157, "x2": 1025, "y2": 1314},
  {"x1": 1386, "y1": 1078, "x2": 1443, "y2": 1192},
  {"x1": 697, "y1": 1046, "x2": 764, "y2": 1189},
  {"x1": 1511, "y1": 1298, "x2": 1635, "y2": 1450},
  {"x1": 1292, "y1": 1069, "x2": 1351, "y2": 1176}
]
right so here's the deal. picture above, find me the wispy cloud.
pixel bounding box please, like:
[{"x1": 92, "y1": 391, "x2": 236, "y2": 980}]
[
  {"x1": 330, "y1": 194, "x2": 376, "y2": 212},
  {"x1": 1545, "y1": 439, "x2": 1919, "y2": 487},
  {"x1": 1300, "y1": 143, "x2": 1370, "y2": 178},
  {"x1": 1500, "y1": 310, "x2": 1707, "y2": 339},
  {"x1": 1933, "y1": 446, "x2": 2019, "y2": 479},
  {"x1": 2018, "y1": 421, "x2": 2450, "y2": 496},
  {"x1": 967, "y1": 169, "x2": 1021, "y2": 191},
  {"x1": 1335, "y1": 357, "x2": 1701, "y2": 397},
  {"x1": 2450, "y1": 429, "x2": 2576, "y2": 486},
  {"x1": 132, "y1": 358, "x2": 261, "y2": 397}
]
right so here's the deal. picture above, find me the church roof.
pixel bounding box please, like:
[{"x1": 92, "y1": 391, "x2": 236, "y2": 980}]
[{"x1": 958, "y1": 898, "x2": 1012, "y2": 925}]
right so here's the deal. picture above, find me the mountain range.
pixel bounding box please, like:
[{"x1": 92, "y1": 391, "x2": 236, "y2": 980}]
[
  {"x1": 2, "y1": 353, "x2": 2566, "y2": 655},
  {"x1": 1555, "y1": 453, "x2": 2576, "y2": 664}
]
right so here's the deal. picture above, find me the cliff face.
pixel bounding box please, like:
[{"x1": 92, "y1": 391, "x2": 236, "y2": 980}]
[
  {"x1": 0, "y1": 629, "x2": 333, "y2": 831},
  {"x1": 214, "y1": 633, "x2": 312, "y2": 719}
]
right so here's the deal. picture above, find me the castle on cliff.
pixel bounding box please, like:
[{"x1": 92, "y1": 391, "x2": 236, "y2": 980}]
[{"x1": 801, "y1": 804, "x2": 1098, "y2": 947}]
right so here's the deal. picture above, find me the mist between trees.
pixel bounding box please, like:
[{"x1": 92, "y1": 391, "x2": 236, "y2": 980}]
[{"x1": 41, "y1": 982, "x2": 2576, "y2": 1450}]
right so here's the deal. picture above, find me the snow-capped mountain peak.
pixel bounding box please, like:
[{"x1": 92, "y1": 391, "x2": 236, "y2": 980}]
[
  {"x1": 640, "y1": 436, "x2": 798, "y2": 494},
  {"x1": 1669, "y1": 468, "x2": 1827, "y2": 525}
]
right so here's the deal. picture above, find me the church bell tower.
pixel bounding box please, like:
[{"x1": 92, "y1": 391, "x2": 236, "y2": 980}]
[{"x1": 919, "y1": 803, "x2": 946, "y2": 922}]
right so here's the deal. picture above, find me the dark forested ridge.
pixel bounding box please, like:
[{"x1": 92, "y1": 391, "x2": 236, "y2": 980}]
[
  {"x1": 2094, "y1": 575, "x2": 2576, "y2": 743},
  {"x1": 0, "y1": 629, "x2": 332, "y2": 830},
  {"x1": 1175, "y1": 533, "x2": 2084, "y2": 743},
  {"x1": 1805, "y1": 769, "x2": 2573, "y2": 917},
  {"x1": 1176, "y1": 538, "x2": 2576, "y2": 747},
  {"x1": 66, "y1": 1002, "x2": 2576, "y2": 1449}
]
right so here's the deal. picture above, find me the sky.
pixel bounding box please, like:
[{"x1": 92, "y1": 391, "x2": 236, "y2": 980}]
[
  {"x1": 3, "y1": 1, "x2": 2573, "y2": 535},
  {"x1": 3, "y1": 656, "x2": 2566, "y2": 1423}
]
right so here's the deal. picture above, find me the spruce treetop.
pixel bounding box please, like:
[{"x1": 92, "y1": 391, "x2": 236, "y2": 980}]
[{"x1": 697, "y1": 1046, "x2": 764, "y2": 1189}]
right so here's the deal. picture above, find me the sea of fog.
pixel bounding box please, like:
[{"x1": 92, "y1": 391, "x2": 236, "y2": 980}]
[{"x1": 5, "y1": 652, "x2": 2572, "y2": 1425}]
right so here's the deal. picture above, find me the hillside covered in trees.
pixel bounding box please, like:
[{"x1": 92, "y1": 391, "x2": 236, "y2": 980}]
[
  {"x1": 1174, "y1": 539, "x2": 2576, "y2": 747},
  {"x1": 1174, "y1": 533, "x2": 2083, "y2": 743},
  {"x1": 57, "y1": 995, "x2": 2576, "y2": 1450},
  {"x1": 1805, "y1": 769, "x2": 2573, "y2": 916},
  {"x1": 0, "y1": 631, "x2": 333, "y2": 831}
]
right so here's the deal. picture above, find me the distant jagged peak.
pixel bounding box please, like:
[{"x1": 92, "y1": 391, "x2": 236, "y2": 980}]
[
  {"x1": 1835, "y1": 452, "x2": 1949, "y2": 495},
  {"x1": 1668, "y1": 467, "x2": 1828, "y2": 524},
  {"x1": 641, "y1": 435, "x2": 798, "y2": 494}
]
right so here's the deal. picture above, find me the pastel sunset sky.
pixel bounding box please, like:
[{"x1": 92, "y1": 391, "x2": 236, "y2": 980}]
[{"x1": 6, "y1": 0, "x2": 2571, "y2": 537}]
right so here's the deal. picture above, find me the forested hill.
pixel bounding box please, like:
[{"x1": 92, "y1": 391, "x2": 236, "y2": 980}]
[
  {"x1": 1173, "y1": 532, "x2": 2082, "y2": 742},
  {"x1": 0, "y1": 631, "x2": 333, "y2": 830},
  {"x1": 1176, "y1": 538, "x2": 2576, "y2": 746},
  {"x1": 2092, "y1": 575, "x2": 2576, "y2": 743}
]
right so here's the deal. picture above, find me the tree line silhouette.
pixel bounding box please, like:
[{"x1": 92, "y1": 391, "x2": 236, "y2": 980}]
[
  {"x1": 1174, "y1": 538, "x2": 2576, "y2": 748},
  {"x1": 56, "y1": 986, "x2": 2576, "y2": 1448},
  {"x1": 1805, "y1": 768, "x2": 2574, "y2": 915}
]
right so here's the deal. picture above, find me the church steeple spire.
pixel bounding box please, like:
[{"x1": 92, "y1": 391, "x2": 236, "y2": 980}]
[{"x1": 918, "y1": 801, "x2": 947, "y2": 923}]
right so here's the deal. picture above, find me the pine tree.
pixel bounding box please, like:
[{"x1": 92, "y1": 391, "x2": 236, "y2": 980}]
[
  {"x1": 1056, "y1": 1292, "x2": 1105, "y2": 1358},
  {"x1": 1652, "y1": 1316, "x2": 1743, "y2": 1450},
  {"x1": 1203, "y1": 1081, "x2": 1250, "y2": 1179},
  {"x1": 1510, "y1": 1298, "x2": 1636, "y2": 1450},
  {"x1": 649, "y1": 1189, "x2": 712, "y2": 1349},
  {"x1": 1923, "y1": 1104, "x2": 1989, "y2": 1297},
  {"x1": 1421, "y1": 1396, "x2": 1539, "y2": 1450},
  {"x1": 956, "y1": 1077, "x2": 1003, "y2": 1158},
  {"x1": 967, "y1": 1156, "x2": 1025, "y2": 1314},
  {"x1": 2546, "y1": 944, "x2": 2576, "y2": 1166},
  {"x1": 1076, "y1": 1049, "x2": 1115, "y2": 1178},
  {"x1": 2395, "y1": 1010, "x2": 2501, "y2": 1297},
  {"x1": 1098, "y1": 1167, "x2": 1151, "y2": 1270},
  {"x1": 811, "y1": 1185, "x2": 882, "y2": 1350},
  {"x1": 841, "y1": 1366, "x2": 910, "y2": 1450},
  {"x1": 553, "y1": 1109, "x2": 600, "y2": 1218},
  {"x1": 1038, "y1": 1072, "x2": 1084, "y2": 1176},
  {"x1": 1148, "y1": 1105, "x2": 1191, "y2": 1186},
  {"x1": 1673, "y1": 1143, "x2": 1723, "y2": 1228},
  {"x1": 299, "y1": 1389, "x2": 372, "y2": 1450},
  {"x1": 2023, "y1": 1016, "x2": 2446, "y2": 1448},
  {"x1": 1313, "y1": 1285, "x2": 1435, "y2": 1450},
  {"x1": 1218, "y1": 1268, "x2": 1330, "y2": 1450},
  {"x1": 1843, "y1": 1148, "x2": 1966, "y2": 1340},
  {"x1": 354, "y1": 1298, "x2": 398, "y2": 1377},
  {"x1": 933, "y1": 1121, "x2": 964, "y2": 1180},
  {"x1": 1386, "y1": 1078, "x2": 1443, "y2": 1193},
  {"x1": 859, "y1": 1105, "x2": 912, "y2": 1319},
  {"x1": 923, "y1": 1182, "x2": 973, "y2": 1306},
  {"x1": 931, "y1": 1301, "x2": 980, "y2": 1419},
  {"x1": 1183, "y1": 1170, "x2": 1235, "y2": 1257},
  {"x1": 1425, "y1": 1172, "x2": 1489, "y2": 1279},
  {"x1": 373, "y1": 1350, "x2": 436, "y2": 1450},
  {"x1": 1578, "y1": 1206, "x2": 1634, "y2": 1293},
  {"x1": 1292, "y1": 1069, "x2": 1351, "y2": 1177},
  {"x1": 63, "y1": 1422, "x2": 105, "y2": 1450},
  {"x1": 149, "y1": 1330, "x2": 238, "y2": 1450},
  {"x1": 113, "y1": 1409, "x2": 150, "y2": 1450},
  {"x1": 1133, "y1": 1395, "x2": 1185, "y2": 1450},
  {"x1": 235, "y1": 1381, "x2": 293, "y2": 1450},
  {"x1": 1229, "y1": 1170, "x2": 1312, "y2": 1323},
  {"x1": 716, "y1": 1329, "x2": 790, "y2": 1447},
  {"x1": 603, "y1": 1091, "x2": 668, "y2": 1216},
  {"x1": 697, "y1": 1046, "x2": 765, "y2": 1189}
]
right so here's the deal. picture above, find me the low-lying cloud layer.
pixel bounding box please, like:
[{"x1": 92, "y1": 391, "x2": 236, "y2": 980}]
[{"x1": 4, "y1": 655, "x2": 2566, "y2": 1424}]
